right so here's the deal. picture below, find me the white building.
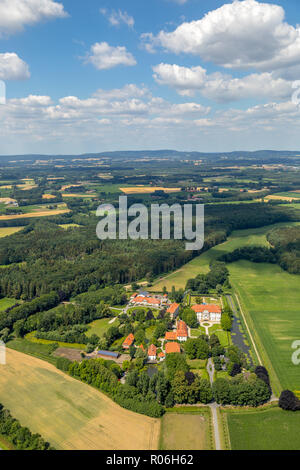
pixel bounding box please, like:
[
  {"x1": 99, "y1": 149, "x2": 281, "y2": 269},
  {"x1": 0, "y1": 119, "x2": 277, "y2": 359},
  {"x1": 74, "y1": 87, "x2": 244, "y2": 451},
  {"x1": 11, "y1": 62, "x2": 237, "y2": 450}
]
[{"x1": 191, "y1": 304, "x2": 222, "y2": 323}]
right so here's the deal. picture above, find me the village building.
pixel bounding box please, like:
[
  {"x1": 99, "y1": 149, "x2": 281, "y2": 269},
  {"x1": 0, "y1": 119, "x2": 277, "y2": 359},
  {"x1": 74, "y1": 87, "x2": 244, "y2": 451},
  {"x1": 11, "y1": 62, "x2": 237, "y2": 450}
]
[
  {"x1": 122, "y1": 333, "x2": 135, "y2": 350},
  {"x1": 165, "y1": 342, "x2": 181, "y2": 354},
  {"x1": 165, "y1": 331, "x2": 177, "y2": 341},
  {"x1": 176, "y1": 319, "x2": 188, "y2": 342},
  {"x1": 158, "y1": 351, "x2": 165, "y2": 362},
  {"x1": 148, "y1": 344, "x2": 157, "y2": 362},
  {"x1": 191, "y1": 304, "x2": 222, "y2": 323},
  {"x1": 97, "y1": 350, "x2": 120, "y2": 360},
  {"x1": 167, "y1": 303, "x2": 180, "y2": 320}
]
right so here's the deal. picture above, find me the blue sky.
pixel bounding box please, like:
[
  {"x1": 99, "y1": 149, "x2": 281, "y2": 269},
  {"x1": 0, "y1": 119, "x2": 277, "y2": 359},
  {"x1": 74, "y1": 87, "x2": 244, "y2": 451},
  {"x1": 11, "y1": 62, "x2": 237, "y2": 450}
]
[{"x1": 1, "y1": 0, "x2": 300, "y2": 154}]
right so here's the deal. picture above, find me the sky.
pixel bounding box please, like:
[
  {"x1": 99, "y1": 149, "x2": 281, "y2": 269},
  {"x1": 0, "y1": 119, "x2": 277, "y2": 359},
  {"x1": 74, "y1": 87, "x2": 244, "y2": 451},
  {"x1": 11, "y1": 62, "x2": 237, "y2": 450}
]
[{"x1": 1, "y1": 0, "x2": 300, "y2": 154}]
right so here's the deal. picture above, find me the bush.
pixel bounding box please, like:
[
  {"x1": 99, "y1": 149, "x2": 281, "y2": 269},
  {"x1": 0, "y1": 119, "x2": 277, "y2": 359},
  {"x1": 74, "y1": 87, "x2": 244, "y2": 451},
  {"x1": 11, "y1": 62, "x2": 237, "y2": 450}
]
[{"x1": 279, "y1": 390, "x2": 300, "y2": 411}]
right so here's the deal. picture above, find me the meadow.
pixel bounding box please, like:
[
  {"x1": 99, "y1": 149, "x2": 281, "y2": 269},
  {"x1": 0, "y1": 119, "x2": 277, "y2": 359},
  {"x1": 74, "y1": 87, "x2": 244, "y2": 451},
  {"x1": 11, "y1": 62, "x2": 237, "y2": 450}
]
[
  {"x1": 160, "y1": 408, "x2": 214, "y2": 450},
  {"x1": 0, "y1": 348, "x2": 160, "y2": 450},
  {"x1": 224, "y1": 406, "x2": 300, "y2": 450},
  {"x1": 86, "y1": 318, "x2": 119, "y2": 338},
  {"x1": 0, "y1": 298, "x2": 18, "y2": 312},
  {"x1": 0, "y1": 227, "x2": 24, "y2": 238}
]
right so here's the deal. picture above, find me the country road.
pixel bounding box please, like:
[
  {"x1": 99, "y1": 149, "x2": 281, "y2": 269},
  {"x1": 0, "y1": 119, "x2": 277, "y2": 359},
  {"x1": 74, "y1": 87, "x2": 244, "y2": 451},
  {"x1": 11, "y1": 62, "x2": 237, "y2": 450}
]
[{"x1": 207, "y1": 352, "x2": 221, "y2": 449}]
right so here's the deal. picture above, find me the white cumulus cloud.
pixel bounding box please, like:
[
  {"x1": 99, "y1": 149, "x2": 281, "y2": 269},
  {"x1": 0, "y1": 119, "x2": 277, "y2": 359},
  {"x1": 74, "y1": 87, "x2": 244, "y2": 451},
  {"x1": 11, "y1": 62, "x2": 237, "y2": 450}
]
[
  {"x1": 153, "y1": 63, "x2": 293, "y2": 102},
  {"x1": 144, "y1": 0, "x2": 300, "y2": 72},
  {"x1": 0, "y1": 53, "x2": 30, "y2": 80},
  {"x1": 0, "y1": 0, "x2": 68, "y2": 36},
  {"x1": 84, "y1": 42, "x2": 137, "y2": 70}
]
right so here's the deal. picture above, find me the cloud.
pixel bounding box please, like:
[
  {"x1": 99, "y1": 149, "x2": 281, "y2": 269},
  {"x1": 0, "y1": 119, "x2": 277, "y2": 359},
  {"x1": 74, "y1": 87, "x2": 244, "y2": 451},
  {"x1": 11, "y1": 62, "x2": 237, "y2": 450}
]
[
  {"x1": 0, "y1": 0, "x2": 68, "y2": 36},
  {"x1": 100, "y1": 8, "x2": 134, "y2": 29},
  {"x1": 0, "y1": 53, "x2": 30, "y2": 80},
  {"x1": 144, "y1": 0, "x2": 300, "y2": 72},
  {"x1": 84, "y1": 42, "x2": 137, "y2": 70},
  {"x1": 153, "y1": 63, "x2": 293, "y2": 102}
]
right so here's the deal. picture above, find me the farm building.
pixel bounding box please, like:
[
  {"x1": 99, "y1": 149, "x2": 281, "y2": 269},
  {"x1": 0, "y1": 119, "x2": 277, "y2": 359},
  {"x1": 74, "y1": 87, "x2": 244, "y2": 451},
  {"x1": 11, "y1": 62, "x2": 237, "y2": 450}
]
[
  {"x1": 122, "y1": 333, "x2": 135, "y2": 350},
  {"x1": 148, "y1": 344, "x2": 157, "y2": 361},
  {"x1": 176, "y1": 320, "x2": 188, "y2": 342},
  {"x1": 97, "y1": 350, "x2": 120, "y2": 360},
  {"x1": 191, "y1": 304, "x2": 222, "y2": 323},
  {"x1": 167, "y1": 303, "x2": 180, "y2": 320},
  {"x1": 165, "y1": 342, "x2": 181, "y2": 354}
]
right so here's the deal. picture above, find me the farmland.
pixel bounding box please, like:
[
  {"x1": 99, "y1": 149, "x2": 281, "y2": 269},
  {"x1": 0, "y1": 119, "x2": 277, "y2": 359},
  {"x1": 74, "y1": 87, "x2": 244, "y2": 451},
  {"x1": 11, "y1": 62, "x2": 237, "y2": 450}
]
[
  {"x1": 151, "y1": 222, "x2": 300, "y2": 393},
  {"x1": 0, "y1": 349, "x2": 160, "y2": 450},
  {"x1": 0, "y1": 227, "x2": 24, "y2": 238},
  {"x1": 224, "y1": 406, "x2": 300, "y2": 450},
  {"x1": 160, "y1": 408, "x2": 214, "y2": 450}
]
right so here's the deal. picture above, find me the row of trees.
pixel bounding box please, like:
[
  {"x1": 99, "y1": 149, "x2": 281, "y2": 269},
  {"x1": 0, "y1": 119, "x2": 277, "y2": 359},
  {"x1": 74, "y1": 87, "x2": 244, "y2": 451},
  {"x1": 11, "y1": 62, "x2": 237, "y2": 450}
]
[{"x1": 0, "y1": 403, "x2": 54, "y2": 450}]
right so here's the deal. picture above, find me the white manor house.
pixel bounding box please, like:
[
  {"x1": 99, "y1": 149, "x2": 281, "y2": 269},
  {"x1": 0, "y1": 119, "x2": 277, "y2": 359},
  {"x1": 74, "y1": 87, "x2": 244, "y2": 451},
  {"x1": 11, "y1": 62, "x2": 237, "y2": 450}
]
[{"x1": 191, "y1": 304, "x2": 222, "y2": 323}]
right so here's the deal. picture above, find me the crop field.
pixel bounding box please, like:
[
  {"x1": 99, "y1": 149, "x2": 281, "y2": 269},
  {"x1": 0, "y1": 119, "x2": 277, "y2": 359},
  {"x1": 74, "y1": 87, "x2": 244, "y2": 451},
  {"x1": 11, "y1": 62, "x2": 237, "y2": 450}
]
[
  {"x1": 224, "y1": 407, "x2": 300, "y2": 450},
  {"x1": 0, "y1": 208, "x2": 70, "y2": 220},
  {"x1": 0, "y1": 227, "x2": 24, "y2": 238},
  {"x1": 229, "y1": 260, "x2": 300, "y2": 392},
  {"x1": 160, "y1": 408, "x2": 213, "y2": 450},
  {"x1": 120, "y1": 186, "x2": 180, "y2": 194},
  {"x1": 0, "y1": 349, "x2": 160, "y2": 450},
  {"x1": 0, "y1": 298, "x2": 17, "y2": 312},
  {"x1": 151, "y1": 222, "x2": 300, "y2": 393}
]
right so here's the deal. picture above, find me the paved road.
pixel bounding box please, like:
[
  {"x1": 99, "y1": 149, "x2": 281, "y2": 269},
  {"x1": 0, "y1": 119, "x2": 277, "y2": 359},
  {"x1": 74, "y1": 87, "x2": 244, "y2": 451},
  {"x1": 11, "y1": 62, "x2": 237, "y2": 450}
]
[{"x1": 207, "y1": 348, "x2": 222, "y2": 449}]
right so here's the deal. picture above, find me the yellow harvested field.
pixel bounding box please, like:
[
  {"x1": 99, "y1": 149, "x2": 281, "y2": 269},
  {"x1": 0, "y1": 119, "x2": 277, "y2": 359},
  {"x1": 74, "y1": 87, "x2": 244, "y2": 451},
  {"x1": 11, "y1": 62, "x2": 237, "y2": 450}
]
[
  {"x1": 0, "y1": 227, "x2": 24, "y2": 238},
  {"x1": 0, "y1": 197, "x2": 17, "y2": 203},
  {"x1": 62, "y1": 193, "x2": 97, "y2": 198},
  {"x1": 0, "y1": 349, "x2": 160, "y2": 450},
  {"x1": 17, "y1": 184, "x2": 38, "y2": 191},
  {"x1": 0, "y1": 185, "x2": 13, "y2": 189},
  {"x1": 42, "y1": 194, "x2": 57, "y2": 200},
  {"x1": 120, "y1": 187, "x2": 180, "y2": 194},
  {"x1": 0, "y1": 209, "x2": 70, "y2": 220},
  {"x1": 265, "y1": 195, "x2": 298, "y2": 202},
  {"x1": 60, "y1": 184, "x2": 82, "y2": 191}
]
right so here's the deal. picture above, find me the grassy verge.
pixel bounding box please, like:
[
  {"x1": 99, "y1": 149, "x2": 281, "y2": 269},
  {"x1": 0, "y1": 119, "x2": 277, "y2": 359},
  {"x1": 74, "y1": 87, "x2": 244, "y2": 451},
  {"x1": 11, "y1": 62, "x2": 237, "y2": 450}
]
[{"x1": 7, "y1": 338, "x2": 58, "y2": 366}]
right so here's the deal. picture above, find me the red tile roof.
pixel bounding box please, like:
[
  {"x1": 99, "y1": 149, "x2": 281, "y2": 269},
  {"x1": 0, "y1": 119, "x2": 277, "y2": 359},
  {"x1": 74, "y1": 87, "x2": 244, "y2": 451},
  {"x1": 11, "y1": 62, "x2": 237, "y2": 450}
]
[
  {"x1": 191, "y1": 304, "x2": 222, "y2": 314},
  {"x1": 158, "y1": 352, "x2": 165, "y2": 358},
  {"x1": 165, "y1": 331, "x2": 177, "y2": 341},
  {"x1": 139, "y1": 344, "x2": 145, "y2": 352},
  {"x1": 165, "y1": 342, "x2": 181, "y2": 354},
  {"x1": 167, "y1": 303, "x2": 180, "y2": 315},
  {"x1": 122, "y1": 333, "x2": 135, "y2": 348},
  {"x1": 132, "y1": 296, "x2": 161, "y2": 305},
  {"x1": 148, "y1": 344, "x2": 157, "y2": 357},
  {"x1": 176, "y1": 320, "x2": 188, "y2": 338}
]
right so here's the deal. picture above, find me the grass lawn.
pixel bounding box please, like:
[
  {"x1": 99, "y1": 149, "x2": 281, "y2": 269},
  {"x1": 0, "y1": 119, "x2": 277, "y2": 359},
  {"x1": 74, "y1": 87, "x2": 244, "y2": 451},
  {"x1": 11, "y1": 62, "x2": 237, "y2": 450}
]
[
  {"x1": 86, "y1": 318, "x2": 119, "y2": 338},
  {"x1": 160, "y1": 408, "x2": 214, "y2": 450},
  {"x1": 0, "y1": 298, "x2": 17, "y2": 312},
  {"x1": 187, "y1": 358, "x2": 207, "y2": 369},
  {"x1": 0, "y1": 348, "x2": 160, "y2": 450},
  {"x1": 225, "y1": 406, "x2": 300, "y2": 450},
  {"x1": 190, "y1": 327, "x2": 206, "y2": 337},
  {"x1": 0, "y1": 227, "x2": 24, "y2": 238}
]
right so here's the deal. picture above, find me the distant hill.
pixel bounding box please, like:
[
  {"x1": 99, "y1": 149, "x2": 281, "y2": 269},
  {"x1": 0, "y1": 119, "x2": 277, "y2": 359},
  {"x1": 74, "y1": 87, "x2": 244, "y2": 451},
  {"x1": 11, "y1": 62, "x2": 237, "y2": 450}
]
[{"x1": 0, "y1": 149, "x2": 300, "y2": 165}]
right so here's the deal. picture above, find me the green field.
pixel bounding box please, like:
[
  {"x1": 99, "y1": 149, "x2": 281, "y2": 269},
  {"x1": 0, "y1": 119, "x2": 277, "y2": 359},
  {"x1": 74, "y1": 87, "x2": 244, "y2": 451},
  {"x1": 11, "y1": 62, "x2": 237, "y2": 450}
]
[
  {"x1": 160, "y1": 408, "x2": 214, "y2": 450},
  {"x1": 0, "y1": 298, "x2": 17, "y2": 312},
  {"x1": 225, "y1": 406, "x2": 300, "y2": 450},
  {"x1": 151, "y1": 222, "x2": 300, "y2": 393},
  {"x1": 229, "y1": 260, "x2": 300, "y2": 392},
  {"x1": 86, "y1": 318, "x2": 119, "y2": 338},
  {"x1": 25, "y1": 331, "x2": 86, "y2": 350},
  {"x1": 0, "y1": 227, "x2": 24, "y2": 238}
]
